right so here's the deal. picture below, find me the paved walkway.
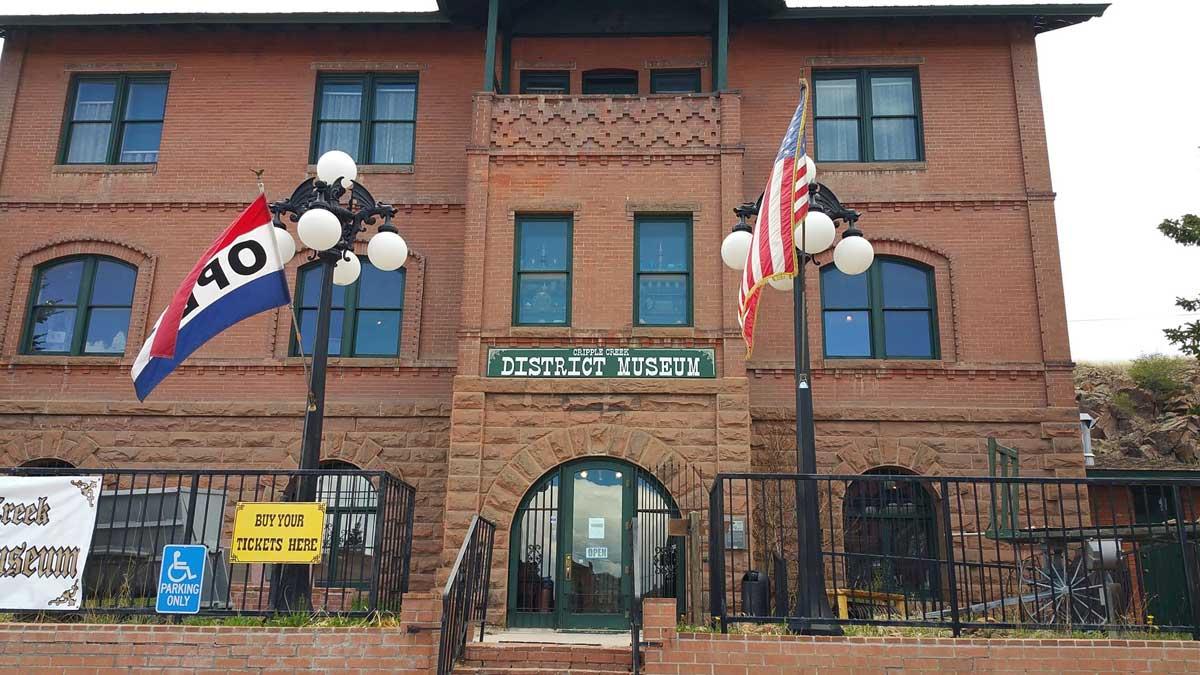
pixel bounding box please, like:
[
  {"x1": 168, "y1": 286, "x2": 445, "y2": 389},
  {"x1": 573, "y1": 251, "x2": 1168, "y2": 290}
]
[{"x1": 480, "y1": 628, "x2": 632, "y2": 647}]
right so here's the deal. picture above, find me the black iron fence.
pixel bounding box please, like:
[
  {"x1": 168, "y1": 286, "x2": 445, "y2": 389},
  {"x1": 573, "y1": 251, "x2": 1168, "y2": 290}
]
[
  {"x1": 709, "y1": 472, "x2": 1200, "y2": 637},
  {"x1": 0, "y1": 467, "x2": 416, "y2": 616},
  {"x1": 438, "y1": 514, "x2": 495, "y2": 675}
]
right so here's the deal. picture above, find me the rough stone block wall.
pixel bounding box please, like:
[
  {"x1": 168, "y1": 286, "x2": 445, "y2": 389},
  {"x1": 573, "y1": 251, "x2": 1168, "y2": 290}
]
[{"x1": 0, "y1": 401, "x2": 450, "y2": 591}]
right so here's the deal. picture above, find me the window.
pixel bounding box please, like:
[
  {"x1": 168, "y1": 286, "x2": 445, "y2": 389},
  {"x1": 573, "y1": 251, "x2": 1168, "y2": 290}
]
[
  {"x1": 821, "y1": 257, "x2": 938, "y2": 359},
  {"x1": 22, "y1": 256, "x2": 136, "y2": 356},
  {"x1": 813, "y1": 70, "x2": 922, "y2": 162},
  {"x1": 293, "y1": 257, "x2": 405, "y2": 357},
  {"x1": 582, "y1": 69, "x2": 638, "y2": 95},
  {"x1": 635, "y1": 216, "x2": 691, "y2": 326},
  {"x1": 843, "y1": 468, "x2": 940, "y2": 599},
  {"x1": 520, "y1": 71, "x2": 570, "y2": 95},
  {"x1": 315, "y1": 460, "x2": 378, "y2": 589},
  {"x1": 60, "y1": 74, "x2": 168, "y2": 164},
  {"x1": 1132, "y1": 486, "x2": 1176, "y2": 524},
  {"x1": 650, "y1": 69, "x2": 701, "y2": 94},
  {"x1": 20, "y1": 458, "x2": 75, "y2": 469},
  {"x1": 313, "y1": 74, "x2": 417, "y2": 165},
  {"x1": 514, "y1": 216, "x2": 571, "y2": 325}
]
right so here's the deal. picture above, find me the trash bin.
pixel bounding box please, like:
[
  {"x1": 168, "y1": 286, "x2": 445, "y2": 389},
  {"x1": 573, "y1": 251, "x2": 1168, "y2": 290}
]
[{"x1": 741, "y1": 570, "x2": 770, "y2": 616}]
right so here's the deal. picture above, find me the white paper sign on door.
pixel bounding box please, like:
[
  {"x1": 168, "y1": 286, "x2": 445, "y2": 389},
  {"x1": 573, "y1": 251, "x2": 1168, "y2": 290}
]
[
  {"x1": 588, "y1": 517, "x2": 604, "y2": 539},
  {"x1": 0, "y1": 475, "x2": 101, "y2": 610}
]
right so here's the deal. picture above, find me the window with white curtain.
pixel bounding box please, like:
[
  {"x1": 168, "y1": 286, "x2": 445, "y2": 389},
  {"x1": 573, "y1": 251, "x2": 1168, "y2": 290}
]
[
  {"x1": 814, "y1": 69, "x2": 922, "y2": 163},
  {"x1": 312, "y1": 74, "x2": 417, "y2": 165},
  {"x1": 60, "y1": 74, "x2": 168, "y2": 165}
]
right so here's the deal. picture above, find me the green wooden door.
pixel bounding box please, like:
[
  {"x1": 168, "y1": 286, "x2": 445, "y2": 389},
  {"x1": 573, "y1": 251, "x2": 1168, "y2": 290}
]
[
  {"x1": 559, "y1": 460, "x2": 633, "y2": 630},
  {"x1": 1139, "y1": 543, "x2": 1195, "y2": 628}
]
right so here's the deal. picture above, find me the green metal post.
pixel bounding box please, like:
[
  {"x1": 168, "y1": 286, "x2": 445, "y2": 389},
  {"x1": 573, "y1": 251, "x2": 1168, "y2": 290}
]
[
  {"x1": 716, "y1": 0, "x2": 728, "y2": 91},
  {"x1": 483, "y1": 0, "x2": 499, "y2": 92}
]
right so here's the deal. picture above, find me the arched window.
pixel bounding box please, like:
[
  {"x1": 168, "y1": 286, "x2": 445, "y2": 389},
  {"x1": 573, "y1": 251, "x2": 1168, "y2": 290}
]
[
  {"x1": 315, "y1": 460, "x2": 379, "y2": 589},
  {"x1": 20, "y1": 458, "x2": 75, "y2": 469},
  {"x1": 820, "y1": 256, "x2": 938, "y2": 359},
  {"x1": 843, "y1": 468, "x2": 939, "y2": 599},
  {"x1": 292, "y1": 257, "x2": 405, "y2": 357},
  {"x1": 22, "y1": 256, "x2": 136, "y2": 355}
]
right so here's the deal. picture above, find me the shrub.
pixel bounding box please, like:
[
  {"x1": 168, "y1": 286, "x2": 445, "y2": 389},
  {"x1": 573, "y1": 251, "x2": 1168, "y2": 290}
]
[{"x1": 1128, "y1": 354, "x2": 1189, "y2": 402}]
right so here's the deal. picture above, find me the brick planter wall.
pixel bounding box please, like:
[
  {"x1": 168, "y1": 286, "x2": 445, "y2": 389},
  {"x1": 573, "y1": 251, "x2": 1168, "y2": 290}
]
[
  {"x1": 641, "y1": 599, "x2": 1200, "y2": 673},
  {"x1": 0, "y1": 592, "x2": 442, "y2": 673}
]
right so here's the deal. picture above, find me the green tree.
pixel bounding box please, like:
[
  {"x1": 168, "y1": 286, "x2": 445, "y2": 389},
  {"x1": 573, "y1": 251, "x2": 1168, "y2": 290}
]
[{"x1": 1158, "y1": 214, "x2": 1200, "y2": 358}]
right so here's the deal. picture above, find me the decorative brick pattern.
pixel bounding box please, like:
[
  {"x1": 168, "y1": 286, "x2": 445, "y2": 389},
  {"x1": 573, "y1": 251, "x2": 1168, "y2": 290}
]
[{"x1": 490, "y1": 95, "x2": 721, "y2": 154}]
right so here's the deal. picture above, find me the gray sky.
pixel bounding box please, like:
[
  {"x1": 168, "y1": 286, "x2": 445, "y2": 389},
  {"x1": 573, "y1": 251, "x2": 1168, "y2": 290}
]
[{"x1": 1, "y1": 0, "x2": 1196, "y2": 362}]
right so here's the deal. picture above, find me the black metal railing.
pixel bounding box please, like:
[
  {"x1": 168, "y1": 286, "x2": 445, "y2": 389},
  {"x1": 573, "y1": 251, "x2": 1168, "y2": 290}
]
[
  {"x1": 710, "y1": 472, "x2": 1200, "y2": 638},
  {"x1": 0, "y1": 467, "x2": 416, "y2": 616},
  {"x1": 438, "y1": 514, "x2": 495, "y2": 675}
]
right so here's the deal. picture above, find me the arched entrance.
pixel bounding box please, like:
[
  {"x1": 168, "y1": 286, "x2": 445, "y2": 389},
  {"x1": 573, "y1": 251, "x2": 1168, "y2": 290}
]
[
  {"x1": 507, "y1": 457, "x2": 681, "y2": 630},
  {"x1": 842, "y1": 467, "x2": 940, "y2": 599}
]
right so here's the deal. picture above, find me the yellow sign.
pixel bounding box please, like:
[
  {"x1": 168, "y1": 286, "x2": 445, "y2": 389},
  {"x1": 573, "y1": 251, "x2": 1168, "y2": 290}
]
[{"x1": 230, "y1": 502, "x2": 326, "y2": 564}]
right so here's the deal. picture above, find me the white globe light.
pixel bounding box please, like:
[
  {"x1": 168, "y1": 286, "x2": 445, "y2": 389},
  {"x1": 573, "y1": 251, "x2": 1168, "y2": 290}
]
[
  {"x1": 833, "y1": 235, "x2": 875, "y2": 276},
  {"x1": 367, "y1": 231, "x2": 409, "y2": 271},
  {"x1": 341, "y1": 177, "x2": 354, "y2": 190},
  {"x1": 768, "y1": 276, "x2": 793, "y2": 291},
  {"x1": 720, "y1": 229, "x2": 753, "y2": 270},
  {"x1": 804, "y1": 155, "x2": 817, "y2": 185},
  {"x1": 797, "y1": 211, "x2": 836, "y2": 254},
  {"x1": 316, "y1": 150, "x2": 358, "y2": 185},
  {"x1": 332, "y1": 253, "x2": 361, "y2": 286},
  {"x1": 296, "y1": 208, "x2": 341, "y2": 251},
  {"x1": 273, "y1": 227, "x2": 296, "y2": 265}
]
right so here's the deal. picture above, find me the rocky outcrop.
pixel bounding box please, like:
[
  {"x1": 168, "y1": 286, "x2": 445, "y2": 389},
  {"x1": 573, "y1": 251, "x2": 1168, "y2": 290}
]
[{"x1": 1076, "y1": 361, "x2": 1200, "y2": 465}]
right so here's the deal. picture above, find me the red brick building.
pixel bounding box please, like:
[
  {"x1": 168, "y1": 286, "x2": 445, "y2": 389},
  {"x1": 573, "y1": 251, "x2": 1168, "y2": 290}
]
[{"x1": 0, "y1": 1, "x2": 1106, "y2": 629}]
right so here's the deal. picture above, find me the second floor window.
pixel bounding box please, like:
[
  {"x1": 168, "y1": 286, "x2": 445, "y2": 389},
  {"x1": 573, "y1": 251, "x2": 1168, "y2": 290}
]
[
  {"x1": 582, "y1": 69, "x2": 638, "y2": 95},
  {"x1": 23, "y1": 256, "x2": 136, "y2": 355},
  {"x1": 814, "y1": 69, "x2": 922, "y2": 162},
  {"x1": 635, "y1": 216, "x2": 691, "y2": 326},
  {"x1": 313, "y1": 74, "x2": 417, "y2": 165},
  {"x1": 514, "y1": 216, "x2": 571, "y2": 325},
  {"x1": 61, "y1": 74, "x2": 168, "y2": 164},
  {"x1": 294, "y1": 257, "x2": 406, "y2": 357},
  {"x1": 520, "y1": 71, "x2": 571, "y2": 95},
  {"x1": 821, "y1": 257, "x2": 938, "y2": 359},
  {"x1": 650, "y1": 69, "x2": 702, "y2": 94}
]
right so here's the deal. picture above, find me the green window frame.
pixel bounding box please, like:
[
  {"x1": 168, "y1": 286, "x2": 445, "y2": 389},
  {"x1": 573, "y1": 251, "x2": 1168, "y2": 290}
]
[
  {"x1": 21, "y1": 255, "x2": 137, "y2": 356},
  {"x1": 58, "y1": 73, "x2": 169, "y2": 165},
  {"x1": 520, "y1": 71, "x2": 571, "y2": 94},
  {"x1": 314, "y1": 460, "x2": 378, "y2": 590},
  {"x1": 820, "y1": 256, "x2": 939, "y2": 359},
  {"x1": 311, "y1": 73, "x2": 418, "y2": 165},
  {"x1": 650, "y1": 69, "x2": 702, "y2": 94},
  {"x1": 513, "y1": 215, "x2": 572, "y2": 326},
  {"x1": 634, "y1": 215, "x2": 692, "y2": 327},
  {"x1": 582, "y1": 69, "x2": 639, "y2": 95},
  {"x1": 292, "y1": 257, "x2": 406, "y2": 358},
  {"x1": 813, "y1": 68, "x2": 924, "y2": 163}
]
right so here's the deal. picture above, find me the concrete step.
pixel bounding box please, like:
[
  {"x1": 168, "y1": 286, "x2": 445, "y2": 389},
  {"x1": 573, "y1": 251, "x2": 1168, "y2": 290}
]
[{"x1": 457, "y1": 643, "x2": 635, "y2": 674}]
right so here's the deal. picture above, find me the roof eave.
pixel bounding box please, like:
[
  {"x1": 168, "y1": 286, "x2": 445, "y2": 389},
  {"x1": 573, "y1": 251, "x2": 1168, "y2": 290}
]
[
  {"x1": 0, "y1": 11, "x2": 451, "y2": 32},
  {"x1": 769, "y1": 3, "x2": 1109, "y2": 33}
]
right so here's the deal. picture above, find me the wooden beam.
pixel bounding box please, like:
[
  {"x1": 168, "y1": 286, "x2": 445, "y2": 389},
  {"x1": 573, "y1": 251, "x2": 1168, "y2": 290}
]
[{"x1": 482, "y1": 0, "x2": 499, "y2": 92}]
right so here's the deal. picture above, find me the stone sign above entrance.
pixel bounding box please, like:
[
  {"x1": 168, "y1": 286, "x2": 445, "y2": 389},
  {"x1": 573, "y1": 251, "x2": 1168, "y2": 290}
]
[{"x1": 486, "y1": 347, "x2": 716, "y2": 379}]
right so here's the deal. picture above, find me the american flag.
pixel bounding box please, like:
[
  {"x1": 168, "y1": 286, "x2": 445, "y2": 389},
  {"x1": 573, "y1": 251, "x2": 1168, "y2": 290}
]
[{"x1": 738, "y1": 81, "x2": 811, "y2": 355}]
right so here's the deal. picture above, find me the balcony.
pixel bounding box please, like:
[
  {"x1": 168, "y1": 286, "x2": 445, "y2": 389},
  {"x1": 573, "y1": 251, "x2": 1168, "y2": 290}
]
[{"x1": 486, "y1": 93, "x2": 727, "y2": 156}]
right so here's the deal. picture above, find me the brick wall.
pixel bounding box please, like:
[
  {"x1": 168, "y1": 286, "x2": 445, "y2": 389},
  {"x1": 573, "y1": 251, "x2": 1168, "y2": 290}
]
[
  {"x1": 0, "y1": 592, "x2": 442, "y2": 673},
  {"x1": 641, "y1": 599, "x2": 1200, "y2": 674}
]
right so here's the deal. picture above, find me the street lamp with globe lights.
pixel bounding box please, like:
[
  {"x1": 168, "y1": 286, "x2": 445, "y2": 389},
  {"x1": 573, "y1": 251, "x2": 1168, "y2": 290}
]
[
  {"x1": 267, "y1": 150, "x2": 409, "y2": 610},
  {"x1": 722, "y1": 162, "x2": 873, "y2": 633}
]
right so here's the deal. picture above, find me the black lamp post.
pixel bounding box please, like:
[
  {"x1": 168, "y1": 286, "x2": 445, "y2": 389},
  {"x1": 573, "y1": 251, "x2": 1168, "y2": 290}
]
[
  {"x1": 266, "y1": 151, "x2": 407, "y2": 611},
  {"x1": 724, "y1": 179, "x2": 873, "y2": 634}
]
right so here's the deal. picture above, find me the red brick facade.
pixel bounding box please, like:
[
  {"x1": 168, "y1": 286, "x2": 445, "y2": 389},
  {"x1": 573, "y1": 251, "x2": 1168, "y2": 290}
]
[{"x1": 0, "y1": 6, "x2": 1089, "y2": 622}]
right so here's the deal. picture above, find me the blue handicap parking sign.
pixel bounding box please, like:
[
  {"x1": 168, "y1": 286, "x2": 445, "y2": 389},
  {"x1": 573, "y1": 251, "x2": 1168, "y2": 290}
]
[{"x1": 156, "y1": 544, "x2": 207, "y2": 614}]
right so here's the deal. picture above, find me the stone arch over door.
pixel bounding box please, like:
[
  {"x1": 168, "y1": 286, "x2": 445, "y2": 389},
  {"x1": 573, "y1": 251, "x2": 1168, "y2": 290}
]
[{"x1": 477, "y1": 424, "x2": 687, "y2": 625}]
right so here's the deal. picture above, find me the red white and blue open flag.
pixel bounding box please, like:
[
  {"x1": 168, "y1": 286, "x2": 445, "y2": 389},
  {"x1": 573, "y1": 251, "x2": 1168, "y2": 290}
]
[
  {"x1": 132, "y1": 195, "x2": 291, "y2": 400},
  {"x1": 738, "y1": 81, "x2": 811, "y2": 356}
]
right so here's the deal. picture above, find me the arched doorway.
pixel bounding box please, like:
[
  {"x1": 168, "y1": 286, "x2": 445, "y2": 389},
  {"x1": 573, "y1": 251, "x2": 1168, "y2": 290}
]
[
  {"x1": 842, "y1": 467, "x2": 940, "y2": 600},
  {"x1": 507, "y1": 458, "x2": 681, "y2": 630}
]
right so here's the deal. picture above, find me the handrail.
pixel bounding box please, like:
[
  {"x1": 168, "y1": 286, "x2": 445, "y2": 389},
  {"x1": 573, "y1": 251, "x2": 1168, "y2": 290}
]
[{"x1": 437, "y1": 514, "x2": 496, "y2": 675}]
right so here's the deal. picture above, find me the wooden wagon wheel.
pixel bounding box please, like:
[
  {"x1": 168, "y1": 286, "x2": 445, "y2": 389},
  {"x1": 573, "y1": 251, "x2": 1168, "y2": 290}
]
[{"x1": 1018, "y1": 547, "x2": 1111, "y2": 627}]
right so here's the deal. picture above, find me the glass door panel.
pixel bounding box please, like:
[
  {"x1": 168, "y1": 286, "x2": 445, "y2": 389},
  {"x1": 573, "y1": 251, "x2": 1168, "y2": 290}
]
[{"x1": 561, "y1": 464, "x2": 630, "y2": 629}]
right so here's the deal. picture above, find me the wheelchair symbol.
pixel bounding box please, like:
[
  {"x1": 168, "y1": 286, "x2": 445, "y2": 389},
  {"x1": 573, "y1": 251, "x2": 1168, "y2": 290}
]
[{"x1": 166, "y1": 550, "x2": 198, "y2": 584}]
